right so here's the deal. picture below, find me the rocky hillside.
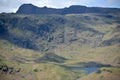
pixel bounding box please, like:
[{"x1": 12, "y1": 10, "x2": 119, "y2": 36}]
[
  {"x1": 0, "y1": 4, "x2": 120, "y2": 80},
  {"x1": 0, "y1": 12, "x2": 120, "y2": 51}
]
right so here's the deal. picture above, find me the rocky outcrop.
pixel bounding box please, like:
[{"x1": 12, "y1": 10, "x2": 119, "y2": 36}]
[{"x1": 0, "y1": 65, "x2": 21, "y2": 74}]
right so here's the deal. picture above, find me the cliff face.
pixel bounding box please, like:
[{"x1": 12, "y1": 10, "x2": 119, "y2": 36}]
[
  {"x1": 0, "y1": 12, "x2": 120, "y2": 51},
  {"x1": 16, "y1": 4, "x2": 120, "y2": 14}
]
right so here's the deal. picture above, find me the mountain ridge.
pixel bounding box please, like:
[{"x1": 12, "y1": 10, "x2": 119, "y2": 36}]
[{"x1": 16, "y1": 4, "x2": 120, "y2": 14}]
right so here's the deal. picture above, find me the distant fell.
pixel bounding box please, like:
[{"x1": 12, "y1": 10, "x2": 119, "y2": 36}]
[{"x1": 16, "y1": 4, "x2": 120, "y2": 14}]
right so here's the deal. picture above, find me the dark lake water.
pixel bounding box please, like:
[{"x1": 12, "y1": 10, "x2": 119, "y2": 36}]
[{"x1": 70, "y1": 67, "x2": 100, "y2": 74}]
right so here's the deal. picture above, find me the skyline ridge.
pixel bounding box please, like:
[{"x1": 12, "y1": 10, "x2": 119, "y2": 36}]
[
  {"x1": 16, "y1": 4, "x2": 120, "y2": 14},
  {"x1": 0, "y1": 0, "x2": 120, "y2": 13}
]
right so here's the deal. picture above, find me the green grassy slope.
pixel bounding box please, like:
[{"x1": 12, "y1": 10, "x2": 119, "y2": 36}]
[
  {"x1": 0, "y1": 39, "x2": 82, "y2": 80},
  {"x1": 55, "y1": 44, "x2": 120, "y2": 67},
  {"x1": 79, "y1": 67, "x2": 120, "y2": 80}
]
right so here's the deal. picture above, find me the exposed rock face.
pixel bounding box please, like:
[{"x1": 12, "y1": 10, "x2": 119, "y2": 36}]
[
  {"x1": 16, "y1": 4, "x2": 120, "y2": 14},
  {"x1": 0, "y1": 11, "x2": 120, "y2": 51}
]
